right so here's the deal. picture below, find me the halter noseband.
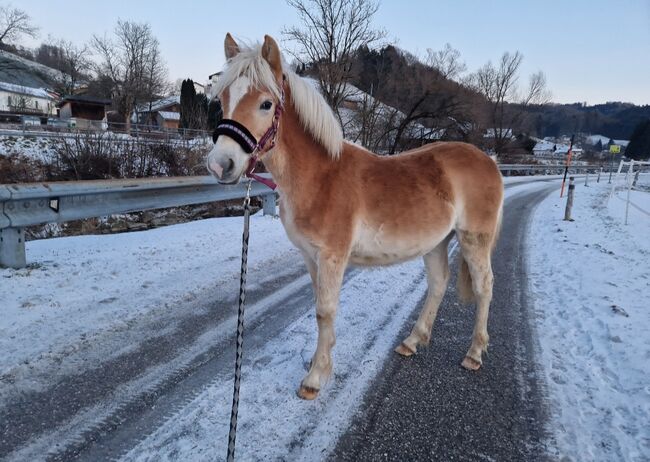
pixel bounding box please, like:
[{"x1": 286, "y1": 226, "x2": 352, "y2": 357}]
[{"x1": 212, "y1": 79, "x2": 285, "y2": 190}]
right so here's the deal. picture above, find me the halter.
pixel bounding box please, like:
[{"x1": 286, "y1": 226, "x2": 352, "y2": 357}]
[{"x1": 212, "y1": 79, "x2": 285, "y2": 190}]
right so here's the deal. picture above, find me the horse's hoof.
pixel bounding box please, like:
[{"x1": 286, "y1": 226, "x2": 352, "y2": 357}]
[
  {"x1": 297, "y1": 385, "x2": 319, "y2": 400},
  {"x1": 395, "y1": 343, "x2": 415, "y2": 357},
  {"x1": 461, "y1": 356, "x2": 482, "y2": 371}
]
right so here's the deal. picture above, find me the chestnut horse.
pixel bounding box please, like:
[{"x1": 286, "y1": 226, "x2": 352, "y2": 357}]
[{"x1": 207, "y1": 34, "x2": 504, "y2": 400}]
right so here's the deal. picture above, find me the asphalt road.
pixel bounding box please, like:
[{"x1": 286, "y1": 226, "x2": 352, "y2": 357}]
[
  {"x1": 0, "y1": 178, "x2": 559, "y2": 461},
  {"x1": 331, "y1": 182, "x2": 558, "y2": 461}
]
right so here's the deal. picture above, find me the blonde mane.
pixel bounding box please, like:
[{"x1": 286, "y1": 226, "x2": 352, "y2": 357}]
[{"x1": 215, "y1": 43, "x2": 343, "y2": 158}]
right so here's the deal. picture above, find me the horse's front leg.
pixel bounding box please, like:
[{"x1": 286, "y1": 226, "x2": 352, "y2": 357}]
[{"x1": 298, "y1": 251, "x2": 346, "y2": 400}]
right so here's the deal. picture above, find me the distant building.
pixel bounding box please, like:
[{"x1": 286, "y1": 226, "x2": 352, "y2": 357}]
[
  {"x1": 206, "y1": 72, "x2": 222, "y2": 99},
  {"x1": 133, "y1": 96, "x2": 181, "y2": 127},
  {"x1": 0, "y1": 82, "x2": 58, "y2": 116},
  {"x1": 156, "y1": 110, "x2": 180, "y2": 130},
  {"x1": 533, "y1": 140, "x2": 556, "y2": 156},
  {"x1": 58, "y1": 95, "x2": 111, "y2": 129},
  {"x1": 484, "y1": 128, "x2": 514, "y2": 139}
]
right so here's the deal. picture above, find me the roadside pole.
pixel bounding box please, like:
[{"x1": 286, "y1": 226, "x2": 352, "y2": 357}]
[
  {"x1": 608, "y1": 144, "x2": 621, "y2": 183},
  {"x1": 597, "y1": 167, "x2": 602, "y2": 183},
  {"x1": 625, "y1": 160, "x2": 634, "y2": 225},
  {"x1": 564, "y1": 177, "x2": 575, "y2": 221},
  {"x1": 584, "y1": 169, "x2": 589, "y2": 186},
  {"x1": 560, "y1": 135, "x2": 575, "y2": 197}
]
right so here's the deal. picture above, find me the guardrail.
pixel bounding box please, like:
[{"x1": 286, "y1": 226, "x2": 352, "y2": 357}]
[
  {"x1": 0, "y1": 163, "x2": 623, "y2": 269},
  {"x1": 0, "y1": 176, "x2": 277, "y2": 268}
]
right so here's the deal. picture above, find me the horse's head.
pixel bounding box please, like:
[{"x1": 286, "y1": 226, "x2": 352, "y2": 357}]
[{"x1": 206, "y1": 34, "x2": 285, "y2": 184}]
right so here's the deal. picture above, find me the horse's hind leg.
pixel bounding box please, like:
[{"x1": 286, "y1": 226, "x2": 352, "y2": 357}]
[
  {"x1": 457, "y1": 230, "x2": 494, "y2": 370},
  {"x1": 395, "y1": 234, "x2": 452, "y2": 357}
]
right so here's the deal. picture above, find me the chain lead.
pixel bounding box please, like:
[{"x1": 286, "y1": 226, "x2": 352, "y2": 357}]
[{"x1": 227, "y1": 179, "x2": 252, "y2": 462}]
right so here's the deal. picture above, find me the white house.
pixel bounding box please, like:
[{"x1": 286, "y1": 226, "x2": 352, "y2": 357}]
[
  {"x1": 0, "y1": 82, "x2": 57, "y2": 116},
  {"x1": 533, "y1": 140, "x2": 555, "y2": 156}
]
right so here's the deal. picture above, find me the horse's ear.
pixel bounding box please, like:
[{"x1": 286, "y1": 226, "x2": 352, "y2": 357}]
[
  {"x1": 261, "y1": 35, "x2": 283, "y2": 78},
  {"x1": 224, "y1": 33, "x2": 240, "y2": 60}
]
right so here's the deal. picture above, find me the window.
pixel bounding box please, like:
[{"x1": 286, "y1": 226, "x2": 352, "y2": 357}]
[
  {"x1": 35, "y1": 100, "x2": 39, "y2": 109},
  {"x1": 7, "y1": 96, "x2": 12, "y2": 106}
]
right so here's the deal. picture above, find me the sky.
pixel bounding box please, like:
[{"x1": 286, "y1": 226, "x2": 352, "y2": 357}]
[{"x1": 17, "y1": 0, "x2": 650, "y2": 105}]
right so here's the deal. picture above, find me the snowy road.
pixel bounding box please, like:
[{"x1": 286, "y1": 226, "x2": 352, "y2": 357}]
[{"x1": 1, "y1": 176, "x2": 561, "y2": 461}]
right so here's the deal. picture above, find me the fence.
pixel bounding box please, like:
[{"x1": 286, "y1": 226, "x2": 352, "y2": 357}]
[
  {"x1": 608, "y1": 159, "x2": 650, "y2": 224},
  {"x1": 0, "y1": 163, "x2": 622, "y2": 269},
  {"x1": 0, "y1": 114, "x2": 210, "y2": 142},
  {"x1": 0, "y1": 176, "x2": 277, "y2": 268}
]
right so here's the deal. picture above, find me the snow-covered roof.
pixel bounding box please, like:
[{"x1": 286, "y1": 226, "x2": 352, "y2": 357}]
[
  {"x1": 613, "y1": 139, "x2": 629, "y2": 147},
  {"x1": 533, "y1": 141, "x2": 555, "y2": 152},
  {"x1": 0, "y1": 81, "x2": 54, "y2": 99},
  {"x1": 136, "y1": 95, "x2": 180, "y2": 113},
  {"x1": 158, "y1": 111, "x2": 180, "y2": 121}
]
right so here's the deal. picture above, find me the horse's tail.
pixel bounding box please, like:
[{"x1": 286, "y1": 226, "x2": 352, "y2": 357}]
[{"x1": 457, "y1": 197, "x2": 503, "y2": 305}]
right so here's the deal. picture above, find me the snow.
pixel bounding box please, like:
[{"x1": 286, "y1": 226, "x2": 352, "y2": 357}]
[
  {"x1": 528, "y1": 175, "x2": 650, "y2": 461},
  {"x1": 2, "y1": 173, "x2": 647, "y2": 459},
  {"x1": 0, "y1": 214, "x2": 296, "y2": 403},
  {"x1": 157, "y1": 111, "x2": 180, "y2": 121},
  {"x1": 0, "y1": 82, "x2": 54, "y2": 99}
]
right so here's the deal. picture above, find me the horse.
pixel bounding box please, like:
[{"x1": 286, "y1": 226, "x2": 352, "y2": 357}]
[{"x1": 207, "y1": 34, "x2": 504, "y2": 400}]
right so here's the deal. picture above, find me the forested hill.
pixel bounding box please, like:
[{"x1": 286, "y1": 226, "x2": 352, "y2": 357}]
[
  {"x1": 522, "y1": 102, "x2": 650, "y2": 140},
  {"x1": 347, "y1": 45, "x2": 649, "y2": 141}
]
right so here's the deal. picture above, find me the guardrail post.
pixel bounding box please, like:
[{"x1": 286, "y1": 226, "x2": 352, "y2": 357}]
[
  {"x1": 261, "y1": 193, "x2": 277, "y2": 216},
  {"x1": 0, "y1": 227, "x2": 26, "y2": 269},
  {"x1": 597, "y1": 167, "x2": 602, "y2": 183}
]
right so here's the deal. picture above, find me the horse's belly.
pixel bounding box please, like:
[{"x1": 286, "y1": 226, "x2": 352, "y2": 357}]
[{"x1": 349, "y1": 223, "x2": 443, "y2": 266}]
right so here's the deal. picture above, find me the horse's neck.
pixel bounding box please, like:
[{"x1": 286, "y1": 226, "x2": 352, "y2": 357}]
[{"x1": 262, "y1": 104, "x2": 332, "y2": 195}]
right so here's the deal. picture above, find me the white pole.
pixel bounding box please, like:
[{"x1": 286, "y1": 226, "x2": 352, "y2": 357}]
[
  {"x1": 609, "y1": 159, "x2": 625, "y2": 202},
  {"x1": 625, "y1": 160, "x2": 634, "y2": 225}
]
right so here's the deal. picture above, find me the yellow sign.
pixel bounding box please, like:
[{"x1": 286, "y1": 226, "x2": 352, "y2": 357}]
[{"x1": 609, "y1": 144, "x2": 621, "y2": 154}]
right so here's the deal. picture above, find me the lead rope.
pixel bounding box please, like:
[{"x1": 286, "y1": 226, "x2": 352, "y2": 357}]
[{"x1": 227, "y1": 179, "x2": 252, "y2": 462}]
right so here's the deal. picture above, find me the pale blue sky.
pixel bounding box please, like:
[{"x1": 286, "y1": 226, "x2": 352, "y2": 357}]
[{"x1": 18, "y1": 0, "x2": 650, "y2": 104}]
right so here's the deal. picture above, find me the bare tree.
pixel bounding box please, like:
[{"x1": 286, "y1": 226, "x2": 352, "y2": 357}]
[
  {"x1": 0, "y1": 4, "x2": 38, "y2": 46},
  {"x1": 92, "y1": 20, "x2": 169, "y2": 132},
  {"x1": 425, "y1": 43, "x2": 467, "y2": 80},
  {"x1": 283, "y1": 0, "x2": 385, "y2": 133},
  {"x1": 37, "y1": 38, "x2": 92, "y2": 95},
  {"x1": 468, "y1": 51, "x2": 550, "y2": 154}
]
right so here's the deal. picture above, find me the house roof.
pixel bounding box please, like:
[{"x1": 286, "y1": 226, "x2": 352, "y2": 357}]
[
  {"x1": 58, "y1": 95, "x2": 112, "y2": 107},
  {"x1": 0, "y1": 81, "x2": 54, "y2": 99},
  {"x1": 157, "y1": 111, "x2": 180, "y2": 121},
  {"x1": 533, "y1": 141, "x2": 555, "y2": 152},
  {"x1": 136, "y1": 95, "x2": 180, "y2": 113}
]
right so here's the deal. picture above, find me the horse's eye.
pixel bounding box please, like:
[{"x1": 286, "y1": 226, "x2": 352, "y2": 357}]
[{"x1": 260, "y1": 101, "x2": 273, "y2": 111}]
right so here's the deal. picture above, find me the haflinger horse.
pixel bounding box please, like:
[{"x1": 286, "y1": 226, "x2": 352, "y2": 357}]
[{"x1": 207, "y1": 34, "x2": 504, "y2": 400}]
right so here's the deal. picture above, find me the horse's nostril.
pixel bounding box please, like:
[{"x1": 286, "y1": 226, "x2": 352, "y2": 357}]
[{"x1": 226, "y1": 158, "x2": 234, "y2": 173}]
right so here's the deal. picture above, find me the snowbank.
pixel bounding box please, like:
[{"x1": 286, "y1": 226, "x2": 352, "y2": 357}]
[{"x1": 528, "y1": 177, "x2": 650, "y2": 461}]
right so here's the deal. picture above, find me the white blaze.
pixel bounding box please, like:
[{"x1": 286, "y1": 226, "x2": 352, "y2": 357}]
[{"x1": 225, "y1": 76, "x2": 250, "y2": 118}]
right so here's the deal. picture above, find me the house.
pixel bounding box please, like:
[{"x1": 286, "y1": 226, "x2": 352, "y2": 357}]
[
  {"x1": 0, "y1": 81, "x2": 58, "y2": 116},
  {"x1": 133, "y1": 95, "x2": 180, "y2": 127},
  {"x1": 57, "y1": 95, "x2": 111, "y2": 129},
  {"x1": 484, "y1": 128, "x2": 514, "y2": 139},
  {"x1": 206, "y1": 72, "x2": 222, "y2": 99},
  {"x1": 156, "y1": 111, "x2": 180, "y2": 130},
  {"x1": 533, "y1": 140, "x2": 556, "y2": 156}
]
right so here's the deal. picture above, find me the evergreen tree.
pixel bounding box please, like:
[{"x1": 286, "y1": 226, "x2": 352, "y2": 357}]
[
  {"x1": 626, "y1": 119, "x2": 650, "y2": 160},
  {"x1": 180, "y1": 79, "x2": 197, "y2": 129},
  {"x1": 207, "y1": 98, "x2": 223, "y2": 131}
]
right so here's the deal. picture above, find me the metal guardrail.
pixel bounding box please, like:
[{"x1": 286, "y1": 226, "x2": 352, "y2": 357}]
[
  {"x1": 0, "y1": 176, "x2": 277, "y2": 268},
  {"x1": 0, "y1": 163, "x2": 623, "y2": 269}
]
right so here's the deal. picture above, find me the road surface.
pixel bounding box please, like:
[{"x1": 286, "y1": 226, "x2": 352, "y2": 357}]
[{"x1": 0, "y1": 178, "x2": 559, "y2": 461}]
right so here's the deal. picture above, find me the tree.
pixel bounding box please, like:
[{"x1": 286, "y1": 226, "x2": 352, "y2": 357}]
[
  {"x1": 35, "y1": 39, "x2": 91, "y2": 95},
  {"x1": 180, "y1": 79, "x2": 209, "y2": 131},
  {"x1": 0, "y1": 4, "x2": 38, "y2": 46},
  {"x1": 283, "y1": 0, "x2": 385, "y2": 133},
  {"x1": 468, "y1": 51, "x2": 550, "y2": 154},
  {"x1": 626, "y1": 119, "x2": 650, "y2": 160},
  {"x1": 92, "y1": 20, "x2": 168, "y2": 132}
]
